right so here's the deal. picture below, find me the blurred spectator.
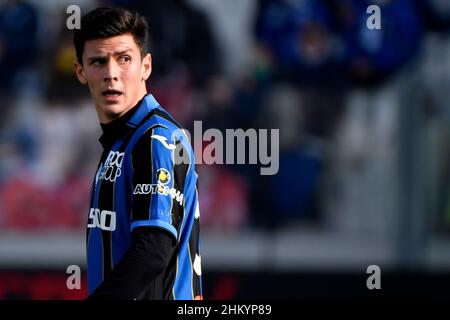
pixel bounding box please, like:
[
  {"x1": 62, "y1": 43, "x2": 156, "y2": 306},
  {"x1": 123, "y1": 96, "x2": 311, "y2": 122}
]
[
  {"x1": 231, "y1": 75, "x2": 267, "y2": 131},
  {"x1": 252, "y1": 84, "x2": 325, "y2": 227},
  {"x1": 0, "y1": 0, "x2": 38, "y2": 92},
  {"x1": 0, "y1": 83, "x2": 120, "y2": 231},
  {"x1": 198, "y1": 164, "x2": 249, "y2": 233},
  {"x1": 112, "y1": 0, "x2": 220, "y2": 87},
  {"x1": 46, "y1": 12, "x2": 90, "y2": 104},
  {"x1": 420, "y1": 0, "x2": 450, "y2": 31},
  {"x1": 201, "y1": 75, "x2": 235, "y2": 131},
  {"x1": 255, "y1": 0, "x2": 340, "y2": 86},
  {"x1": 0, "y1": 95, "x2": 99, "y2": 230},
  {"x1": 0, "y1": 137, "x2": 25, "y2": 184},
  {"x1": 1, "y1": 175, "x2": 52, "y2": 230},
  {"x1": 0, "y1": 98, "x2": 39, "y2": 178},
  {"x1": 324, "y1": 83, "x2": 403, "y2": 236},
  {"x1": 151, "y1": 65, "x2": 197, "y2": 126},
  {"x1": 334, "y1": 0, "x2": 423, "y2": 87},
  {"x1": 187, "y1": 0, "x2": 258, "y2": 79}
]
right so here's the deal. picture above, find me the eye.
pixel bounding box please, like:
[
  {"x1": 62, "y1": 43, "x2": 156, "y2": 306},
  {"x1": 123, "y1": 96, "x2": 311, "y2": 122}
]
[
  {"x1": 118, "y1": 55, "x2": 131, "y2": 64},
  {"x1": 91, "y1": 58, "x2": 106, "y2": 66}
]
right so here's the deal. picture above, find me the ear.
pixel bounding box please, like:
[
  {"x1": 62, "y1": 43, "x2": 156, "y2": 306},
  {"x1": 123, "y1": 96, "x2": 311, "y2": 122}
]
[
  {"x1": 74, "y1": 60, "x2": 88, "y2": 85},
  {"x1": 141, "y1": 53, "x2": 152, "y2": 81}
]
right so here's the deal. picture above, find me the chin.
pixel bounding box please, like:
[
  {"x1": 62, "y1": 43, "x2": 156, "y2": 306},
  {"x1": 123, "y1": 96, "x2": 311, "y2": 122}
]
[
  {"x1": 104, "y1": 105, "x2": 126, "y2": 115},
  {"x1": 97, "y1": 102, "x2": 123, "y2": 116}
]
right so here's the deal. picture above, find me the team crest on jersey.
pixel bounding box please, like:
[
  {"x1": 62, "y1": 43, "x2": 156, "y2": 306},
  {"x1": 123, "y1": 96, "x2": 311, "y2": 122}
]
[
  {"x1": 96, "y1": 151, "x2": 124, "y2": 183},
  {"x1": 156, "y1": 168, "x2": 171, "y2": 185}
]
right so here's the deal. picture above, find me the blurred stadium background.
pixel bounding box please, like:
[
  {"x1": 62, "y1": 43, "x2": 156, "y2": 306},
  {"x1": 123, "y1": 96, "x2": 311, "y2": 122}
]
[{"x1": 0, "y1": 0, "x2": 450, "y2": 299}]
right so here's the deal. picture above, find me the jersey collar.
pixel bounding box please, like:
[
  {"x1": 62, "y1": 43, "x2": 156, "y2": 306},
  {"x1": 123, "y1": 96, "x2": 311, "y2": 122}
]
[
  {"x1": 126, "y1": 94, "x2": 161, "y2": 128},
  {"x1": 99, "y1": 94, "x2": 161, "y2": 149}
]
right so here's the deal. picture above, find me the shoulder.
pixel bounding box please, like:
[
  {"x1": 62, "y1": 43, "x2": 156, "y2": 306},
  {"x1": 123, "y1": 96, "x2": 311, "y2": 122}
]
[
  {"x1": 138, "y1": 108, "x2": 184, "y2": 140},
  {"x1": 130, "y1": 116, "x2": 183, "y2": 155},
  {"x1": 129, "y1": 109, "x2": 193, "y2": 162}
]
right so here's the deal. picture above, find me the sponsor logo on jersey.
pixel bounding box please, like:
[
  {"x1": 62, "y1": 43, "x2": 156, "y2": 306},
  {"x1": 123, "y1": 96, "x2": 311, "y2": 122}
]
[
  {"x1": 151, "y1": 134, "x2": 177, "y2": 150},
  {"x1": 87, "y1": 208, "x2": 116, "y2": 231},
  {"x1": 96, "y1": 151, "x2": 124, "y2": 183},
  {"x1": 133, "y1": 183, "x2": 184, "y2": 205},
  {"x1": 156, "y1": 168, "x2": 171, "y2": 185}
]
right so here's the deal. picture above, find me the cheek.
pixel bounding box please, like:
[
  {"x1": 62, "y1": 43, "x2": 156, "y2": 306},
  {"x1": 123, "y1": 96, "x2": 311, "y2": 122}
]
[
  {"x1": 84, "y1": 71, "x2": 102, "y2": 89},
  {"x1": 123, "y1": 64, "x2": 143, "y2": 85}
]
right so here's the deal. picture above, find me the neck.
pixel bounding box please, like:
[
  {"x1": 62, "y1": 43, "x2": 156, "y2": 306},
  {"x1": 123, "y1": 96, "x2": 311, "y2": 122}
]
[{"x1": 98, "y1": 87, "x2": 148, "y2": 124}]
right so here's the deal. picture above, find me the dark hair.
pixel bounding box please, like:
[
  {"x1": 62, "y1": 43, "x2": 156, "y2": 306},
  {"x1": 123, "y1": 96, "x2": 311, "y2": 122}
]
[{"x1": 73, "y1": 7, "x2": 149, "y2": 64}]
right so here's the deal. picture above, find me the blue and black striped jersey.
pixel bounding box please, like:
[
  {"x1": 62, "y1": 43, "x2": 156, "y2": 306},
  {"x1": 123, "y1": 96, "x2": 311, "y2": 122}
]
[{"x1": 87, "y1": 94, "x2": 202, "y2": 299}]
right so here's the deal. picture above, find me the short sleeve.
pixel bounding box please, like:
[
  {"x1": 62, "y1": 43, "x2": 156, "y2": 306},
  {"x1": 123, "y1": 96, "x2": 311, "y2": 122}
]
[{"x1": 130, "y1": 126, "x2": 181, "y2": 240}]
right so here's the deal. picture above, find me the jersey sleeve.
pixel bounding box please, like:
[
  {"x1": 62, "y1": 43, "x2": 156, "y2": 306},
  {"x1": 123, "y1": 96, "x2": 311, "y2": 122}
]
[{"x1": 129, "y1": 125, "x2": 181, "y2": 241}]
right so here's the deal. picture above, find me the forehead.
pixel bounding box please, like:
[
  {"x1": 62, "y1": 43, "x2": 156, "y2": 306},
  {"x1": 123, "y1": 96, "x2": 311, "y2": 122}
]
[{"x1": 84, "y1": 33, "x2": 139, "y2": 56}]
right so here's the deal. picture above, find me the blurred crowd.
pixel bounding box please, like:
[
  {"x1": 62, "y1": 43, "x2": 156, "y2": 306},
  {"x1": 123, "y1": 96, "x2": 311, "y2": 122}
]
[{"x1": 0, "y1": 0, "x2": 449, "y2": 236}]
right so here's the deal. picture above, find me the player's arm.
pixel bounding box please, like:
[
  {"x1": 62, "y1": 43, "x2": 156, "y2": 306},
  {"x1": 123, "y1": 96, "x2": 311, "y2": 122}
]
[{"x1": 87, "y1": 227, "x2": 174, "y2": 299}]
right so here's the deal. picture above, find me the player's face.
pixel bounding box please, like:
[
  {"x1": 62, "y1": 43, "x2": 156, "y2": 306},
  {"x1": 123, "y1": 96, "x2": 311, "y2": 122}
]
[{"x1": 74, "y1": 33, "x2": 152, "y2": 123}]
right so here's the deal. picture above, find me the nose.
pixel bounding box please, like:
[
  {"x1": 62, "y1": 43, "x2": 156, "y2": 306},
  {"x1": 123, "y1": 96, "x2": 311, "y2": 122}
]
[{"x1": 104, "y1": 59, "x2": 119, "y2": 82}]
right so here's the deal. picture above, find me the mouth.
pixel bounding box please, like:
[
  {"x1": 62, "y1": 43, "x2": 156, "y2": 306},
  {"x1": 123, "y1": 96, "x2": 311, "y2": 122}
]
[
  {"x1": 102, "y1": 89, "x2": 122, "y2": 96},
  {"x1": 102, "y1": 89, "x2": 123, "y2": 101}
]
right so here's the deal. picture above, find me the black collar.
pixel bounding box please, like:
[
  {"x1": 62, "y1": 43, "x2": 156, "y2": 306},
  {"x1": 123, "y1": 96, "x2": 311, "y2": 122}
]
[{"x1": 98, "y1": 95, "x2": 147, "y2": 149}]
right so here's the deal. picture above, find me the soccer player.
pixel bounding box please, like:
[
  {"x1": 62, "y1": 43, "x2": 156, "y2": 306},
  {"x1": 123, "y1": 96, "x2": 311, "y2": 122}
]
[{"x1": 73, "y1": 7, "x2": 202, "y2": 300}]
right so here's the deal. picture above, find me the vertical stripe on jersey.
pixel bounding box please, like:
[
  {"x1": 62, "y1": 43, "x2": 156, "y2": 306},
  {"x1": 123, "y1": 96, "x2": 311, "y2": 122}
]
[
  {"x1": 111, "y1": 134, "x2": 135, "y2": 268},
  {"x1": 164, "y1": 142, "x2": 189, "y2": 299},
  {"x1": 88, "y1": 139, "x2": 123, "y2": 293},
  {"x1": 174, "y1": 155, "x2": 198, "y2": 299},
  {"x1": 99, "y1": 135, "x2": 133, "y2": 281},
  {"x1": 87, "y1": 149, "x2": 109, "y2": 294},
  {"x1": 130, "y1": 127, "x2": 154, "y2": 222},
  {"x1": 190, "y1": 197, "x2": 202, "y2": 298},
  {"x1": 98, "y1": 168, "x2": 114, "y2": 281},
  {"x1": 149, "y1": 126, "x2": 175, "y2": 227}
]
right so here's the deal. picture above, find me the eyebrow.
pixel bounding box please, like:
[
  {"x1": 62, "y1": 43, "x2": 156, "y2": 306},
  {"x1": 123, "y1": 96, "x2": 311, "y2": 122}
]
[{"x1": 86, "y1": 49, "x2": 133, "y2": 63}]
